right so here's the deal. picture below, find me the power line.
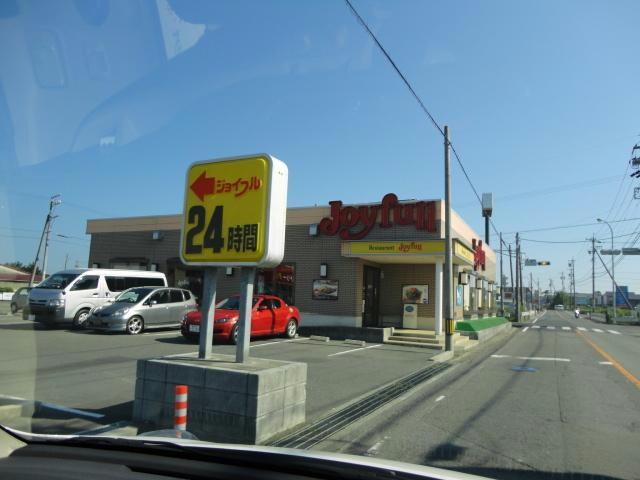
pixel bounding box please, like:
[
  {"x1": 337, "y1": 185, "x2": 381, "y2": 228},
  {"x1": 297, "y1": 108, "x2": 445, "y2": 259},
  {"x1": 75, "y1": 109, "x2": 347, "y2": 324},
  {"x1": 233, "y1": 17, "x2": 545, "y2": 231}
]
[
  {"x1": 520, "y1": 231, "x2": 640, "y2": 245},
  {"x1": 344, "y1": 0, "x2": 442, "y2": 136},
  {"x1": 344, "y1": 0, "x2": 498, "y2": 243},
  {"x1": 502, "y1": 216, "x2": 640, "y2": 235}
]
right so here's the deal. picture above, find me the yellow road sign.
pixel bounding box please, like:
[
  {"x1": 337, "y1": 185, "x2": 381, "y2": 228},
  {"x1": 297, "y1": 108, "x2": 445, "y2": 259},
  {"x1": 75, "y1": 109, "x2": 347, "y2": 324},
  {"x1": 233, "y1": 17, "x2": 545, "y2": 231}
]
[{"x1": 180, "y1": 154, "x2": 288, "y2": 266}]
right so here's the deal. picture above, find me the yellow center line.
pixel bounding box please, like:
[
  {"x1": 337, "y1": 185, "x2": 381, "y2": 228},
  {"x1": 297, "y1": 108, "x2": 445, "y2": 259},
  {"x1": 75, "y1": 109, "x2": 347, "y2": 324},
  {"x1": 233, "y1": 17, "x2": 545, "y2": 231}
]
[{"x1": 575, "y1": 330, "x2": 640, "y2": 390}]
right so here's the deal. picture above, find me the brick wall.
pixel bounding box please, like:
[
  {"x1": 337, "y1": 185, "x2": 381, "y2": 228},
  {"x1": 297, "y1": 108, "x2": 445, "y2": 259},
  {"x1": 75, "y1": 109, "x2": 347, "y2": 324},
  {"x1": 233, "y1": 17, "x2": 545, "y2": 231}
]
[
  {"x1": 89, "y1": 230, "x2": 182, "y2": 271},
  {"x1": 379, "y1": 264, "x2": 436, "y2": 327}
]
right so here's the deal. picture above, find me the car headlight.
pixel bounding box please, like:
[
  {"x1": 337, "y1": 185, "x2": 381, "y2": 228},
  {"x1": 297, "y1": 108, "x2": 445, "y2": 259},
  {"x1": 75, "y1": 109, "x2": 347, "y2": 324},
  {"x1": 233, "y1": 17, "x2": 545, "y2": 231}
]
[
  {"x1": 48, "y1": 299, "x2": 65, "y2": 307},
  {"x1": 115, "y1": 307, "x2": 130, "y2": 316},
  {"x1": 215, "y1": 317, "x2": 230, "y2": 324}
]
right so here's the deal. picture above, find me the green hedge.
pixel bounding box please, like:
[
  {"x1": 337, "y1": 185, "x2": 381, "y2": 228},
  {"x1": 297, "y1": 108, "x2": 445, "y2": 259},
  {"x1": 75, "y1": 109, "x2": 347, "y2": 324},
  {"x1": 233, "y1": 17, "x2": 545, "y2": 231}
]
[{"x1": 456, "y1": 316, "x2": 508, "y2": 332}]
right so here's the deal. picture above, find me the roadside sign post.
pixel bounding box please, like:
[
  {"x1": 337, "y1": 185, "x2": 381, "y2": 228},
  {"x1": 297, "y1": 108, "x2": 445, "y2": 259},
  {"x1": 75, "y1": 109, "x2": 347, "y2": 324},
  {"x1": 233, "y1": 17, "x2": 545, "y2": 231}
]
[
  {"x1": 198, "y1": 268, "x2": 218, "y2": 359},
  {"x1": 180, "y1": 154, "x2": 288, "y2": 362},
  {"x1": 237, "y1": 268, "x2": 255, "y2": 363}
]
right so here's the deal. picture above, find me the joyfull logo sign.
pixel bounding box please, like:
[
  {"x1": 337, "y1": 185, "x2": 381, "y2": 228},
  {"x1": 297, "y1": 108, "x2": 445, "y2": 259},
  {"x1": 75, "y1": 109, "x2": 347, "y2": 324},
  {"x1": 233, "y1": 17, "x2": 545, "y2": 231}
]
[{"x1": 472, "y1": 238, "x2": 486, "y2": 271}]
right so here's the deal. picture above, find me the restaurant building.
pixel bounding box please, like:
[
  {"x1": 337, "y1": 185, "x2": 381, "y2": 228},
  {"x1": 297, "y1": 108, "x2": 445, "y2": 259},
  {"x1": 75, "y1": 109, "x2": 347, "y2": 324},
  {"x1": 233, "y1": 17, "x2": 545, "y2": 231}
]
[{"x1": 86, "y1": 193, "x2": 496, "y2": 334}]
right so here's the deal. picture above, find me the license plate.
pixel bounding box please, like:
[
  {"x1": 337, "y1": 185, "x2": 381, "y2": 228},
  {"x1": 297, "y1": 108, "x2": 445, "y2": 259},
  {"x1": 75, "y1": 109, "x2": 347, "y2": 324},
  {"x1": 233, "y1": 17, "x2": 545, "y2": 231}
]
[{"x1": 189, "y1": 325, "x2": 200, "y2": 333}]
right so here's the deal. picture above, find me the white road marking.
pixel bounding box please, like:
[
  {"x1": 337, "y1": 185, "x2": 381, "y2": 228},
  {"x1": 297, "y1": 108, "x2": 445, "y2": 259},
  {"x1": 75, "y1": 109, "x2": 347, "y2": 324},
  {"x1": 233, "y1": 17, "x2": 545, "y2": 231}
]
[
  {"x1": 143, "y1": 331, "x2": 180, "y2": 336},
  {"x1": 532, "y1": 317, "x2": 539, "y2": 324},
  {"x1": 251, "y1": 338, "x2": 302, "y2": 348},
  {"x1": 599, "y1": 361, "x2": 613, "y2": 365},
  {"x1": 364, "y1": 437, "x2": 389, "y2": 457},
  {"x1": 490, "y1": 354, "x2": 570, "y2": 362},
  {"x1": 40, "y1": 402, "x2": 104, "y2": 419},
  {"x1": 592, "y1": 328, "x2": 603, "y2": 333},
  {"x1": 607, "y1": 330, "x2": 621, "y2": 335},
  {"x1": 328, "y1": 344, "x2": 382, "y2": 357},
  {"x1": 562, "y1": 326, "x2": 571, "y2": 331},
  {"x1": 577, "y1": 327, "x2": 587, "y2": 331},
  {"x1": 546, "y1": 326, "x2": 556, "y2": 330},
  {"x1": 516, "y1": 356, "x2": 570, "y2": 362},
  {"x1": 0, "y1": 321, "x2": 35, "y2": 327},
  {"x1": 435, "y1": 395, "x2": 446, "y2": 402},
  {"x1": 532, "y1": 325, "x2": 541, "y2": 329},
  {"x1": 522, "y1": 326, "x2": 529, "y2": 333}
]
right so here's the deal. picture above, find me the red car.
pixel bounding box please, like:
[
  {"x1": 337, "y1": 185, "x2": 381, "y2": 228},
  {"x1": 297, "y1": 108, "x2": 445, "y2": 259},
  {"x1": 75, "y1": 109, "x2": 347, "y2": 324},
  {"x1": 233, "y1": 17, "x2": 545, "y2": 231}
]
[{"x1": 181, "y1": 294, "x2": 300, "y2": 344}]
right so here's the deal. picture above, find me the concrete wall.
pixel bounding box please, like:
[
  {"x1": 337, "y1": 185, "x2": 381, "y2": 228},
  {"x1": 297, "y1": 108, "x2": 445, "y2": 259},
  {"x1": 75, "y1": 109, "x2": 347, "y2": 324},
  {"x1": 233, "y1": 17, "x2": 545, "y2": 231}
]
[{"x1": 133, "y1": 354, "x2": 307, "y2": 444}]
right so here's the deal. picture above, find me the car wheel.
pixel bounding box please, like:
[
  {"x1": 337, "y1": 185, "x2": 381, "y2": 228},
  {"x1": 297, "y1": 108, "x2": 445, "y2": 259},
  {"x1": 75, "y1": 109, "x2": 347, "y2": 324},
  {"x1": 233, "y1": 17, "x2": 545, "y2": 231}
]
[
  {"x1": 10, "y1": 303, "x2": 18, "y2": 314},
  {"x1": 126, "y1": 316, "x2": 144, "y2": 335},
  {"x1": 230, "y1": 325, "x2": 239, "y2": 345},
  {"x1": 285, "y1": 319, "x2": 298, "y2": 339},
  {"x1": 72, "y1": 309, "x2": 91, "y2": 329}
]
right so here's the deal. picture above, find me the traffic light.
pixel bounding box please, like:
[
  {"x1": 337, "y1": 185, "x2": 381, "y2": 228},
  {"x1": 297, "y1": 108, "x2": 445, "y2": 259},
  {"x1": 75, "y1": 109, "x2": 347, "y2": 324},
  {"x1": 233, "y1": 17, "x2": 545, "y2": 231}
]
[{"x1": 537, "y1": 261, "x2": 551, "y2": 266}]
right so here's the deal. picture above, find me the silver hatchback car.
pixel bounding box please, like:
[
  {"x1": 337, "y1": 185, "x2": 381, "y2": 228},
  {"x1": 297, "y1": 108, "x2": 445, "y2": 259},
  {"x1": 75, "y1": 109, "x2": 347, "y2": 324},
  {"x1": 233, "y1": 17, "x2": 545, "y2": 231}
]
[{"x1": 87, "y1": 287, "x2": 197, "y2": 335}]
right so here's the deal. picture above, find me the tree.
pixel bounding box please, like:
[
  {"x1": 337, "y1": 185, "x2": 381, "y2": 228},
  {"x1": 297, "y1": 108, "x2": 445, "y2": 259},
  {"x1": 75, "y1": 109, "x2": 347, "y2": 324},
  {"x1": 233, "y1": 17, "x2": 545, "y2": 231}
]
[{"x1": 551, "y1": 292, "x2": 570, "y2": 307}]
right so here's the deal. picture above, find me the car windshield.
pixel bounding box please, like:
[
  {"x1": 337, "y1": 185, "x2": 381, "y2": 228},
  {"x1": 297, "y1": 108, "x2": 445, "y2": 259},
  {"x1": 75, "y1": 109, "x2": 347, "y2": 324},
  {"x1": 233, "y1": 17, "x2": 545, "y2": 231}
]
[
  {"x1": 216, "y1": 297, "x2": 260, "y2": 310},
  {"x1": 2, "y1": 2, "x2": 639, "y2": 480},
  {"x1": 34, "y1": 273, "x2": 80, "y2": 290},
  {"x1": 115, "y1": 288, "x2": 154, "y2": 304}
]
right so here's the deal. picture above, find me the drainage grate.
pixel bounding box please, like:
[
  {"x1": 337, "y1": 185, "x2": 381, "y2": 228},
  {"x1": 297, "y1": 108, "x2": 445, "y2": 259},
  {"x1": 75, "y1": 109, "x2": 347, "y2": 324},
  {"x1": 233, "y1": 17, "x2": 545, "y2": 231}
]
[{"x1": 270, "y1": 362, "x2": 451, "y2": 449}]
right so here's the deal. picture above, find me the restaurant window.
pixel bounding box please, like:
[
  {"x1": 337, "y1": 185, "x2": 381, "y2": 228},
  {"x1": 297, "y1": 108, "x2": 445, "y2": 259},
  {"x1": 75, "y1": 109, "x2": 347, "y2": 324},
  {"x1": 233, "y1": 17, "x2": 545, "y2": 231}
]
[{"x1": 256, "y1": 263, "x2": 295, "y2": 305}]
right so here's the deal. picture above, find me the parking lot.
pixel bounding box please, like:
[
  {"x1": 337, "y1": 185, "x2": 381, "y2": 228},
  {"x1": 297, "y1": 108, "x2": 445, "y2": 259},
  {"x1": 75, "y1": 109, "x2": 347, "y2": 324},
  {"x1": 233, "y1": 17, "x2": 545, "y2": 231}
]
[{"x1": 0, "y1": 301, "x2": 437, "y2": 436}]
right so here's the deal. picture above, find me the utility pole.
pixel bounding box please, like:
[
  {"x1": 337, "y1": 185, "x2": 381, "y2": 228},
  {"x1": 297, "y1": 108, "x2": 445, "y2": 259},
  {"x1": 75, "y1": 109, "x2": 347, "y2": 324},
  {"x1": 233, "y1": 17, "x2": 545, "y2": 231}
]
[
  {"x1": 560, "y1": 271, "x2": 566, "y2": 294},
  {"x1": 537, "y1": 279, "x2": 540, "y2": 310},
  {"x1": 515, "y1": 233, "x2": 520, "y2": 321},
  {"x1": 569, "y1": 258, "x2": 577, "y2": 309},
  {"x1": 529, "y1": 271, "x2": 533, "y2": 311},
  {"x1": 597, "y1": 218, "x2": 616, "y2": 320},
  {"x1": 64, "y1": 253, "x2": 69, "y2": 270},
  {"x1": 590, "y1": 236, "x2": 596, "y2": 318},
  {"x1": 443, "y1": 126, "x2": 454, "y2": 353},
  {"x1": 521, "y1": 252, "x2": 525, "y2": 309},
  {"x1": 508, "y1": 244, "x2": 514, "y2": 305},
  {"x1": 30, "y1": 195, "x2": 61, "y2": 286},
  {"x1": 499, "y1": 233, "x2": 504, "y2": 315}
]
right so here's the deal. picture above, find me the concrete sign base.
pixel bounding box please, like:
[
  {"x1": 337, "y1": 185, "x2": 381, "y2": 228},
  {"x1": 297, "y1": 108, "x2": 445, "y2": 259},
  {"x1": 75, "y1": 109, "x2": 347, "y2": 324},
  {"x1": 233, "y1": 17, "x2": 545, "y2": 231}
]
[{"x1": 133, "y1": 353, "x2": 306, "y2": 444}]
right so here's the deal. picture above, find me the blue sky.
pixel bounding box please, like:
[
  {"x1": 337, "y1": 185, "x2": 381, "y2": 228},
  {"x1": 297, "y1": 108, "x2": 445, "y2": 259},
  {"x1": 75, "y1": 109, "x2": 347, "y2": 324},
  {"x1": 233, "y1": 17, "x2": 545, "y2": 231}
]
[{"x1": 1, "y1": 0, "x2": 639, "y2": 294}]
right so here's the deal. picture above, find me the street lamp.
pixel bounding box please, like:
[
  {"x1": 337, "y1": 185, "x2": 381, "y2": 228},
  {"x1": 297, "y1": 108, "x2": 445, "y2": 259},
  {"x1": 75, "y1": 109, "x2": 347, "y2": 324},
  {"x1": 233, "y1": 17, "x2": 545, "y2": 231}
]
[{"x1": 597, "y1": 218, "x2": 615, "y2": 320}]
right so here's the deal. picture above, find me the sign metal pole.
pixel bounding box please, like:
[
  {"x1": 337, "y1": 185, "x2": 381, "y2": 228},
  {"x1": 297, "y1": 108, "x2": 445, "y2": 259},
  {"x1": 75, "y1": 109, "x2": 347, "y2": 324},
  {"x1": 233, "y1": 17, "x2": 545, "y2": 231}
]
[
  {"x1": 198, "y1": 268, "x2": 218, "y2": 359},
  {"x1": 237, "y1": 267, "x2": 255, "y2": 363}
]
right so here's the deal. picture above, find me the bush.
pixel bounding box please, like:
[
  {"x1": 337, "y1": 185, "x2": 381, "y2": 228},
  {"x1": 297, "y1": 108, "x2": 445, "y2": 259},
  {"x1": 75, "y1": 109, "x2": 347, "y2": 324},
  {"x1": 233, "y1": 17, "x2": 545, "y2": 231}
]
[{"x1": 0, "y1": 287, "x2": 15, "y2": 293}]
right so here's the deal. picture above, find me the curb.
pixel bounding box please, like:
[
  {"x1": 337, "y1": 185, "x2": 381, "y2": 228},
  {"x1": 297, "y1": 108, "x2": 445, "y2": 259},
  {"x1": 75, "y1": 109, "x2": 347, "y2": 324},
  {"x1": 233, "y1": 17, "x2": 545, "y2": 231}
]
[
  {"x1": 430, "y1": 350, "x2": 454, "y2": 363},
  {"x1": 309, "y1": 335, "x2": 330, "y2": 343}
]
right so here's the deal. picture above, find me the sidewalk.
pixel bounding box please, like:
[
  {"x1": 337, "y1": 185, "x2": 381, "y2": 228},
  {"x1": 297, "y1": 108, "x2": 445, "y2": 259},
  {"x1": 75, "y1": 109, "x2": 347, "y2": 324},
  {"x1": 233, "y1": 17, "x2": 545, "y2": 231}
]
[{"x1": 589, "y1": 312, "x2": 639, "y2": 326}]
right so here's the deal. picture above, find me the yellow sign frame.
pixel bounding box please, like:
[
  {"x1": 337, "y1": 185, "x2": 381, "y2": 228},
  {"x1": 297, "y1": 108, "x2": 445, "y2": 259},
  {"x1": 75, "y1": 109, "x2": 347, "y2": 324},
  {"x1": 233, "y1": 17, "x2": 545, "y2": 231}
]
[{"x1": 179, "y1": 154, "x2": 288, "y2": 267}]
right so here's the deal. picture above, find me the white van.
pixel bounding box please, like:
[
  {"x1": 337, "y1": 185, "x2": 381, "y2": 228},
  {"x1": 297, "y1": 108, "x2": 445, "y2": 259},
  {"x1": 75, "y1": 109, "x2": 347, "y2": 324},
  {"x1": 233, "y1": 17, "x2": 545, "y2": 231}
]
[{"x1": 27, "y1": 269, "x2": 167, "y2": 328}]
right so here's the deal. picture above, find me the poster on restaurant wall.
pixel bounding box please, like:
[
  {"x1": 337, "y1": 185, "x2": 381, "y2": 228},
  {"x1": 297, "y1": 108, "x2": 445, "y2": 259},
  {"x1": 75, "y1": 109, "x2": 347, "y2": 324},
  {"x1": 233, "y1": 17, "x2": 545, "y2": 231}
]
[
  {"x1": 313, "y1": 279, "x2": 338, "y2": 300},
  {"x1": 402, "y1": 285, "x2": 428, "y2": 304},
  {"x1": 456, "y1": 285, "x2": 463, "y2": 306}
]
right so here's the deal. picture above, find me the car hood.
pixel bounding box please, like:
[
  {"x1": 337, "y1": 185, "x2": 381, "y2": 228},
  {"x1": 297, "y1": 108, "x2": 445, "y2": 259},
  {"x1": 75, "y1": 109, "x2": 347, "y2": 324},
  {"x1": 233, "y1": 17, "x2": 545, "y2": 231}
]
[
  {"x1": 96, "y1": 302, "x2": 139, "y2": 314},
  {"x1": 3, "y1": 429, "x2": 490, "y2": 480},
  {"x1": 28, "y1": 288, "x2": 63, "y2": 301}
]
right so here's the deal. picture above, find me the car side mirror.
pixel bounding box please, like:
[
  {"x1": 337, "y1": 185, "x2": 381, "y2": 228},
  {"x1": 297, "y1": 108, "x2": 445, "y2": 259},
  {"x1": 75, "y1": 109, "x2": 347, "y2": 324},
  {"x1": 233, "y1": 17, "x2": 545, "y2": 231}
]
[
  {"x1": 258, "y1": 304, "x2": 269, "y2": 311},
  {"x1": 149, "y1": 300, "x2": 158, "y2": 306}
]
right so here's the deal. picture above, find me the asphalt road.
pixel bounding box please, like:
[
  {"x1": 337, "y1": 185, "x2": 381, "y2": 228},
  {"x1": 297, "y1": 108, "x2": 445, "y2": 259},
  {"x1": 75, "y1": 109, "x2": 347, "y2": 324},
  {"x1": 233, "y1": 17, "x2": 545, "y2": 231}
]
[
  {"x1": 315, "y1": 310, "x2": 640, "y2": 480},
  {"x1": 0, "y1": 303, "x2": 436, "y2": 435}
]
